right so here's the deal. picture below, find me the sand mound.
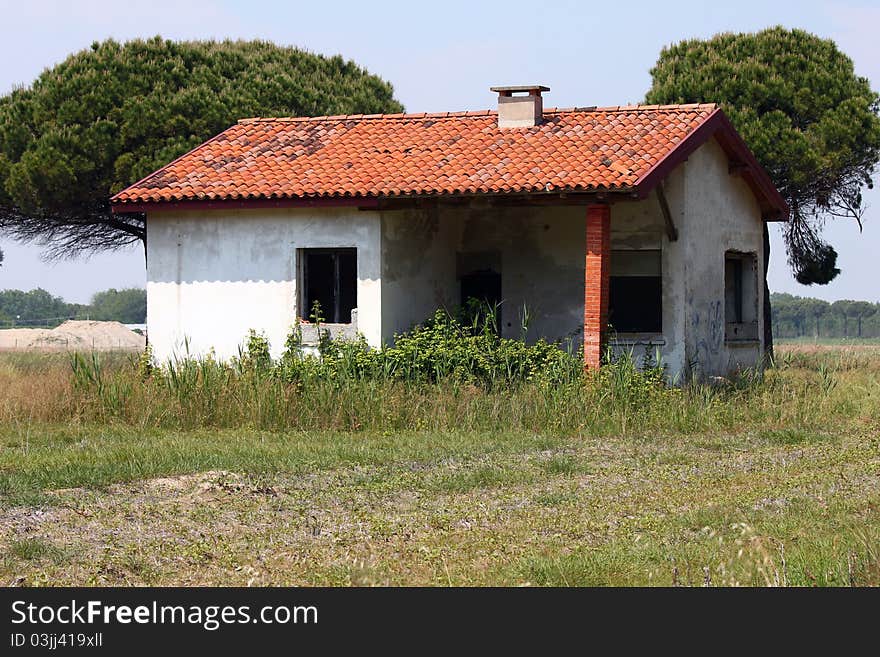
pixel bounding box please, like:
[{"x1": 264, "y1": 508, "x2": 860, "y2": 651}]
[{"x1": 0, "y1": 320, "x2": 145, "y2": 352}]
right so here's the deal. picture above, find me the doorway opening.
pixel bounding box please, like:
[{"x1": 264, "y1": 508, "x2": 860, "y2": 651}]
[{"x1": 458, "y1": 252, "x2": 502, "y2": 332}]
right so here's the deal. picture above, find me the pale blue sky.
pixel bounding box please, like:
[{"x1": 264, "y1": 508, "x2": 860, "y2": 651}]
[{"x1": 0, "y1": 0, "x2": 878, "y2": 302}]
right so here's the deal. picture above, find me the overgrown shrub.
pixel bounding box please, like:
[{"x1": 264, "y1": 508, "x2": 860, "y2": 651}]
[{"x1": 274, "y1": 308, "x2": 584, "y2": 388}]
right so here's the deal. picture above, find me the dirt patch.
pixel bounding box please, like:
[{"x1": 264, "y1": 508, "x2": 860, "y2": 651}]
[{"x1": 0, "y1": 320, "x2": 145, "y2": 352}]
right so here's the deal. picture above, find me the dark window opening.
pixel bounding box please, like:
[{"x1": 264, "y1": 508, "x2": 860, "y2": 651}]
[
  {"x1": 300, "y1": 248, "x2": 357, "y2": 324},
  {"x1": 724, "y1": 251, "x2": 758, "y2": 341},
  {"x1": 725, "y1": 256, "x2": 745, "y2": 323},
  {"x1": 609, "y1": 250, "x2": 662, "y2": 334},
  {"x1": 610, "y1": 277, "x2": 662, "y2": 333},
  {"x1": 460, "y1": 269, "x2": 502, "y2": 308},
  {"x1": 460, "y1": 268, "x2": 502, "y2": 331}
]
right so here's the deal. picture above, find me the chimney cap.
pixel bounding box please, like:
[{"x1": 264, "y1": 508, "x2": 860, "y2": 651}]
[
  {"x1": 490, "y1": 85, "x2": 550, "y2": 96},
  {"x1": 492, "y1": 86, "x2": 548, "y2": 128}
]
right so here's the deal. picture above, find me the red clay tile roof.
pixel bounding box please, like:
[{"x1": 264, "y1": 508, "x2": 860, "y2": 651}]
[{"x1": 110, "y1": 103, "x2": 787, "y2": 218}]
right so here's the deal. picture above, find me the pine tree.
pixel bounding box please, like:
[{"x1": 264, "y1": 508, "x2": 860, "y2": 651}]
[
  {"x1": 0, "y1": 37, "x2": 403, "y2": 258},
  {"x1": 646, "y1": 27, "x2": 880, "y2": 285}
]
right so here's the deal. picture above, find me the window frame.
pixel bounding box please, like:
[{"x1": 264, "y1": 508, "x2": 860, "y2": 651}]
[
  {"x1": 724, "y1": 250, "x2": 759, "y2": 343},
  {"x1": 297, "y1": 247, "x2": 358, "y2": 325},
  {"x1": 608, "y1": 249, "x2": 663, "y2": 337}
]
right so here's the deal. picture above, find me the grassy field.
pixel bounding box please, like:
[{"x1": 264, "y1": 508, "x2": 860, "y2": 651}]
[
  {"x1": 776, "y1": 336, "x2": 880, "y2": 346},
  {"x1": 0, "y1": 346, "x2": 878, "y2": 586}
]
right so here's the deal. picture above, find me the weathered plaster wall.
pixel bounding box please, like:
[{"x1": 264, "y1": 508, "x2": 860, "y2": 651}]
[
  {"x1": 380, "y1": 206, "x2": 459, "y2": 341},
  {"x1": 381, "y1": 176, "x2": 688, "y2": 363},
  {"x1": 608, "y1": 163, "x2": 688, "y2": 378},
  {"x1": 681, "y1": 137, "x2": 765, "y2": 377},
  {"x1": 146, "y1": 207, "x2": 381, "y2": 361},
  {"x1": 380, "y1": 181, "x2": 684, "y2": 358},
  {"x1": 381, "y1": 203, "x2": 590, "y2": 346},
  {"x1": 380, "y1": 139, "x2": 761, "y2": 381}
]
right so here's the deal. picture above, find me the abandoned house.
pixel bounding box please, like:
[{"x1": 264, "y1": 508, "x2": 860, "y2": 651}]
[{"x1": 111, "y1": 86, "x2": 788, "y2": 378}]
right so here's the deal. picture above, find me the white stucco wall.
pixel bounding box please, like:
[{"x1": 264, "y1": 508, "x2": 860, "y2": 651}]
[
  {"x1": 608, "y1": 163, "x2": 687, "y2": 376},
  {"x1": 380, "y1": 207, "x2": 459, "y2": 342},
  {"x1": 146, "y1": 207, "x2": 381, "y2": 361}
]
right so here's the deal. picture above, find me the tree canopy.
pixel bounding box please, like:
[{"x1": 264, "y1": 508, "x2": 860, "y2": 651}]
[
  {"x1": 646, "y1": 27, "x2": 880, "y2": 285},
  {"x1": 0, "y1": 288, "x2": 78, "y2": 326},
  {"x1": 89, "y1": 287, "x2": 147, "y2": 324},
  {"x1": 0, "y1": 37, "x2": 403, "y2": 258}
]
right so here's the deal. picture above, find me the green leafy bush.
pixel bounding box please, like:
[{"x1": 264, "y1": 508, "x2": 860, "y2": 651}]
[
  {"x1": 276, "y1": 307, "x2": 583, "y2": 388},
  {"x1": 239, "y1": 330, "x2": 272, "y2": 374}
]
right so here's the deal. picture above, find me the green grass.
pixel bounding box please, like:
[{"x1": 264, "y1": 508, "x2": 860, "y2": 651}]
[
  {"x1": 759, "y1": 428, "x2": 832, "y2": 445},
  {"x1": 0, "y1": 346, "x2": 878, "y2": 586},
  {"x1": 0, "y1": 427, "x2": 572, "y2": 505},
  {"x1": 775, "y1": 337, "x2": 880, "y2": 346},
  {"x1": 521, "y1": 502, "x2": 880, "y2": 586},
  {"x1": 6, "y1": 537, "x2": 68, "y2": 563}
]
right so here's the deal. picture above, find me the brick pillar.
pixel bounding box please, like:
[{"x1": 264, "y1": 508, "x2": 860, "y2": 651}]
[{"x1": 584, "y1": 204, "x2": 611, "y2": 369}]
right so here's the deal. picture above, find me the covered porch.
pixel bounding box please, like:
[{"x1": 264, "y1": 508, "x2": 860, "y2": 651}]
[{"x1": 376, "y1": 193, "x2": 681, "y2": 370}]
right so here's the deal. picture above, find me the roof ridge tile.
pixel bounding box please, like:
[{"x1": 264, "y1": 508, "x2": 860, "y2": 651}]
[{"x1": 236, "y1": 102, "x2": 717, "y2": 125}]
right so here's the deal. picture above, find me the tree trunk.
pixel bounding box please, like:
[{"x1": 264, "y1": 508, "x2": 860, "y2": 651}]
[{"x1": 762, "y1": 223, "x2": 774, "y2": 364}]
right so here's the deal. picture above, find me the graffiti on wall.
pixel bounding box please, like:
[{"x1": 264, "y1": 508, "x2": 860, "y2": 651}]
[{"x1": 691, "y1": 300, "x2": 723, "y2": 375}]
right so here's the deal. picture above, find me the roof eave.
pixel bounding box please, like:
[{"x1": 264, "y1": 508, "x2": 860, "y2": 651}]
[
  {"x1": 632, "y1": 108, "x2": 789, "y2": 222},
  {"x1": 109, "y1": 188, "x2": 641, "y2": 214},
  {"x1": 110, "y1": 195, "x2": 382, "y2": 214}
]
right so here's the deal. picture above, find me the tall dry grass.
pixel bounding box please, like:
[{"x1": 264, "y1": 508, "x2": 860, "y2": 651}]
[{"x1": 1, "y1": 345, "x2": 877, "y2": 438}]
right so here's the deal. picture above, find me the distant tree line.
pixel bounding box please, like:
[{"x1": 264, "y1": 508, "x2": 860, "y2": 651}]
[
  {"x1": 771, "y1": 293, "x2": 880, "y2": 339},
  {"x1": 0, "y1": 287, "x2": 145, "y2": 327}
]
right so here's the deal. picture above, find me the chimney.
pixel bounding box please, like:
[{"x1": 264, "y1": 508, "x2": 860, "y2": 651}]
[{"x1": 491, "y1": 85, "x2": 549, "y2": 128}]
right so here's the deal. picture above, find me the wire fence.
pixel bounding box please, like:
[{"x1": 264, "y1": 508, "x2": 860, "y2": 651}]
[
  {"x1": 0, "y1": 337, "x2": 143, "y2": 351},
  {"x1": 0, "y1": 315, "x2": 91, "y2": 329}
]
